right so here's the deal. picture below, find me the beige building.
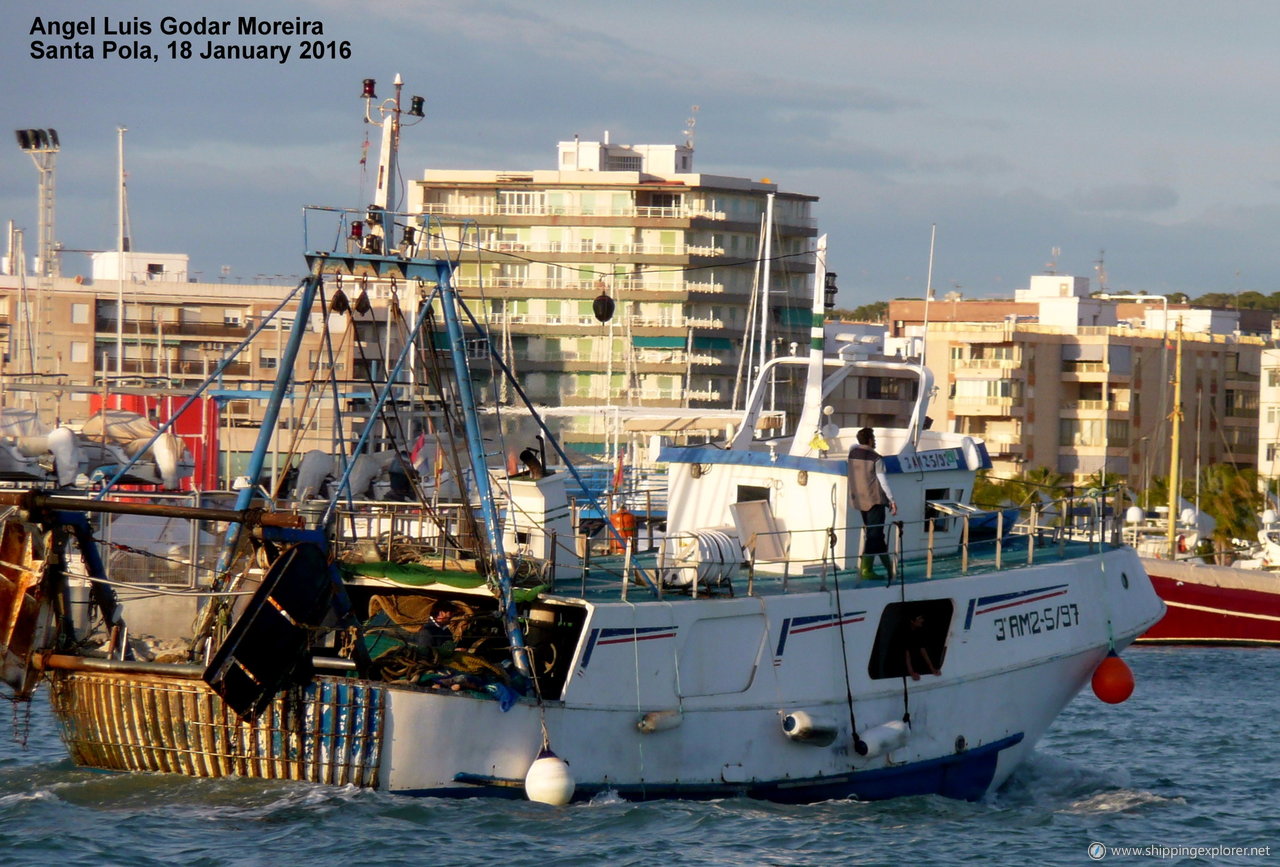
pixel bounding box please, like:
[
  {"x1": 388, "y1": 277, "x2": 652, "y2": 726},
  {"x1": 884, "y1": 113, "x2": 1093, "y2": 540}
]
[
  {"x1": 889, "y1": 274, "x2": 1265, "y2": 489},
  {"x1": 406, "y1": 135, "x2": 820, "y2": 452}
]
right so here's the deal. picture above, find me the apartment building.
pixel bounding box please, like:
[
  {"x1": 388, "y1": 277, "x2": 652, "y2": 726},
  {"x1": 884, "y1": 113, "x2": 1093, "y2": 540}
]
[
  {"x1": 1257, "y1": 345, "x2": 1280, "y2": 495},
  {"x1": 888, "y1": 274, "x2": 1265, "y2": 488},
  {"x1": 405, "y1": 135, "x2": 820, "y2": 451}
]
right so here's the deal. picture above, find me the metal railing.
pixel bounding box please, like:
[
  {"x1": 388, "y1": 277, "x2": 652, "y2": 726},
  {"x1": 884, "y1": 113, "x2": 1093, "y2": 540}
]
[{"x1": 573, "y1": 491, "x2": 1119, "y2": 600}]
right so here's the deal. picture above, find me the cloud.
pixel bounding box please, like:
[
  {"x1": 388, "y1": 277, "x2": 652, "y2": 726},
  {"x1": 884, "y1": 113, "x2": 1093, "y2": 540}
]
[{"x1": 1071, "y1": 184, "x2": 1180, "y2": 214}]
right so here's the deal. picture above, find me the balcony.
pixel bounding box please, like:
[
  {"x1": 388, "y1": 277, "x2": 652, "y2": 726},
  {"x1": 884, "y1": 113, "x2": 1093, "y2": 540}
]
[
  {"x1": 96, "y1": 317, "x2": 251, "y2": 338},
  {"x1": 118, "y1": 358, "x2": 251, "y2": 377},
  {"x1": 954, "y1": 358, "x2": 1020, "y2": 371},
  {"x1": 419, "y1": 202, "x2": 728, "y2": 221},
  {"x1": 980, "y1": 435, "x2": 1026, "y2": 457},
  {"x1": 1063, "y1": 399, "x2": 1132, "y2": 413},
  {"x1": 452, "y1": 277, "x2": 725, "y2": 295},
  {"x1": 951, "y1": 396, "x2": 1023, "y2": 417},
  {"x1": 426, "y1": 239, "x2": 726, "y2": 259}
]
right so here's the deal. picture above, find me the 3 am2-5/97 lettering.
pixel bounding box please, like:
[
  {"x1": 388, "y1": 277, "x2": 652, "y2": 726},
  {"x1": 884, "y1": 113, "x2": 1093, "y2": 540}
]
[{"x1": 994, "y1": 603, "x2": 1079, "y2": 641}]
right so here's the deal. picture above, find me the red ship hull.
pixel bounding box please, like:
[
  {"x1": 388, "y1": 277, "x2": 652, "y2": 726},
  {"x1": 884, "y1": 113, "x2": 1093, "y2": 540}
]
[{"x1": 1138, "y1": 558, "x2": 1280, "y2": 645}]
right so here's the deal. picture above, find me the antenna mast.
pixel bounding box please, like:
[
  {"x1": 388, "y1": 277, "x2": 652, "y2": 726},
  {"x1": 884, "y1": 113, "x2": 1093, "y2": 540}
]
[{"x1": 683, "y1": 105, "x2": 700, "y2": 149}]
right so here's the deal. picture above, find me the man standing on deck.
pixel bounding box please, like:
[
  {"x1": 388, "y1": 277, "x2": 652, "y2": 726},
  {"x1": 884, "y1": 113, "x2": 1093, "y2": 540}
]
[{"x1": 848, "y1": 427, "x2": 898, "y2": 579}]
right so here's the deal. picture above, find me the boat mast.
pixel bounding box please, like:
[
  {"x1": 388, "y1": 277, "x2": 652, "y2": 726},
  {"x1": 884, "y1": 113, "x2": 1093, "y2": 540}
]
[
  {"x1": 1167, "y1": 319, "x2": 1183, "y2": 558},
  {"x1": 787, "y1": 234, "x2": 828, "y2": 457},
  {"x1": 758, "y1": 192, "x2": 776, "y2": 415},
  {"x1": 366, "y1": 75, "x2": 402, "y2": 250},
  {"x1": 363, "y1": 75, "x2": 532, "y2": 678},
  {"x1": 917, "y1": 223, "x2": 936, "y2": 450},
  {"x1": 116, "y1": 126, "x2": 127, "y2": 404}
]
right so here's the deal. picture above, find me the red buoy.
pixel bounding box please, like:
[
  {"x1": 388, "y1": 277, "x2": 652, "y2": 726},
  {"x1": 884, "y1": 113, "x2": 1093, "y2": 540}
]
[{"x1": 1091, "y1": 651, "x2": 1135, "y2": 704}]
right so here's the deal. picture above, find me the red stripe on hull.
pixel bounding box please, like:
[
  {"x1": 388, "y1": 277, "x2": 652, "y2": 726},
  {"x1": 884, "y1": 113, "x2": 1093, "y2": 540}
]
[{"x1": 1140, "y1": 570, "x2": 1280, "y2": 645}]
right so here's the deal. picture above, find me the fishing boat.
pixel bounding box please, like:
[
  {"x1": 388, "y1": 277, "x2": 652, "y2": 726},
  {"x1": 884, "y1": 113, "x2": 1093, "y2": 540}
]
[{"x1": 0, "y1": 77, "x2": 1163, "y2": 804}]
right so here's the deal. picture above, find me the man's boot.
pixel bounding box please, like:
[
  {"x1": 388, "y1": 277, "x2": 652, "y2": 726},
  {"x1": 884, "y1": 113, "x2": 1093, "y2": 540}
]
[{"x1": 859, "y1": 556, "x2": 877, "y2": 579}]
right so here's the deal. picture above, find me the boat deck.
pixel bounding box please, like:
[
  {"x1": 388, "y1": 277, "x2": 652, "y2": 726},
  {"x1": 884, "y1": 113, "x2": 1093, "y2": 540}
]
[{"x1": 550, "y1": 532, "x2": 1119, "y2": 603}]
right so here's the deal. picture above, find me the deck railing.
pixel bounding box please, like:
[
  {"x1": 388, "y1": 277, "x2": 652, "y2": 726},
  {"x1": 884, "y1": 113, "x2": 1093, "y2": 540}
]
[{"x1": 571, "y1": 490, "x2": 1120, "y2": 600}]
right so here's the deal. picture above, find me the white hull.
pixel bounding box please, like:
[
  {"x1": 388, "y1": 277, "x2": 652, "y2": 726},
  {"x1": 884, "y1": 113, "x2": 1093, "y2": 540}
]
[
  {"x1": 45, "y1": 544, "x2": 1159, "y2": 803},
  {"x1": 373, "y1": 547, "x2": 1157, "y2": 799}
]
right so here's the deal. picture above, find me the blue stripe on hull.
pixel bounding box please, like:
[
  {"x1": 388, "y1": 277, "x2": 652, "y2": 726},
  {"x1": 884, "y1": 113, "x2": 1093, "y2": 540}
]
[{"x1": 402, "y1": 732, "x2": 1023, "y2": 803}]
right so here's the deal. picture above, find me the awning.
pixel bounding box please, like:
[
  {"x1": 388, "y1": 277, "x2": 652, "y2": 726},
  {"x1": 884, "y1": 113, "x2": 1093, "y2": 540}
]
[
  {"x1": 632, "y1": 336, "x2": 685, "y2": 349},
  {"x1": 777, "y1": 307, "x2": 815, "y2": 326}
]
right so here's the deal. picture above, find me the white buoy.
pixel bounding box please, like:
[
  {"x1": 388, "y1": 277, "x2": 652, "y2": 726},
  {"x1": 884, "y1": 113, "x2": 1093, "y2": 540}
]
[
  {"x1": 854, "y1": 720, "x2": 911, "y2": 758},
  {"x1": 524, "y1": 748, "x2": 575, "y2": 805}
]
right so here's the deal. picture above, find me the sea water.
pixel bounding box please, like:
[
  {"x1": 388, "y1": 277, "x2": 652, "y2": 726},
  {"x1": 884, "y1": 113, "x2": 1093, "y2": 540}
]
[{"x1": 2, "y1": 647, "x2": 1277, "y2": 866}]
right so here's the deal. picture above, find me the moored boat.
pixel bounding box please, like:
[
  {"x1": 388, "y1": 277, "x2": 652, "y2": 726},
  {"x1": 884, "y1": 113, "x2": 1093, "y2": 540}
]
[
  {"x1": 1128, "y1": 506, "x2": 1280, "y2": 646},
  {"x1": 1138, "y1": 559, "x2": 1280, "y2": 646}
]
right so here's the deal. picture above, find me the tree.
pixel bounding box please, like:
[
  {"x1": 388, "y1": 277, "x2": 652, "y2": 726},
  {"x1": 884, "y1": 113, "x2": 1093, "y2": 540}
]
[
  {"x1": 970, "y1": 466, "x2": 1066, "y2": 510},
  {"x1": 828, "y1": 301, "x2": 887, "y2": 322},
  {"x1": 1195, "y1": 464, "x2": 1263, "y2": 557}
]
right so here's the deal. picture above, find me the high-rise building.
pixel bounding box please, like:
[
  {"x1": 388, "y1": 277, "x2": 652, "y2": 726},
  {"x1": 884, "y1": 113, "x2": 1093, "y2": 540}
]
[{"x1": 406, "y1": 135, "x2": 819, "y2": 452}]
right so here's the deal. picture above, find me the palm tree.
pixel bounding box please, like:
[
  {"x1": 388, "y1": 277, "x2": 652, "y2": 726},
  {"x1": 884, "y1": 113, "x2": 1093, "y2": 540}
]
[
  {"x1": 1195, "y1": 464, "x2": 1263, "y2": 559},
  {"x1": 1009, "y1": 465, "x2": 1067, "y2": 507},
  {"x1": 971, "y1": 470, "x2": 1012, "y2": 510}
]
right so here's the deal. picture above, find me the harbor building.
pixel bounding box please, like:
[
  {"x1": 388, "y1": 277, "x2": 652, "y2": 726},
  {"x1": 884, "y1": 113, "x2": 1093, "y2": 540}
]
[
  {"x1": 405, "y1": 134, "x2": 820, "y2": 452},
  {"x1": 886, "y1": 274, "x2": 1266, "y2": 489}
]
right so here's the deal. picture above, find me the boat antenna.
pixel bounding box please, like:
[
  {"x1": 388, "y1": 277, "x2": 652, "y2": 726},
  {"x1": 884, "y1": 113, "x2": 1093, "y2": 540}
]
[
  {"x1": 1167, "y1": 319, "x2": 1184, "y2": 558},
  {"x1": 919, "y1": 224, "x2": 936, "y2": 412},
  {"x1": 361, "y1": 74, "x2": 425, "y2": 252}
]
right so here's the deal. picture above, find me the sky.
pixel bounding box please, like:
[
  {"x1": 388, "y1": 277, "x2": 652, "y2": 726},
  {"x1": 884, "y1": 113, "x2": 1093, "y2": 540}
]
[{"x1": 4, "y1": 0, "x2": 1280, "y2": 308}]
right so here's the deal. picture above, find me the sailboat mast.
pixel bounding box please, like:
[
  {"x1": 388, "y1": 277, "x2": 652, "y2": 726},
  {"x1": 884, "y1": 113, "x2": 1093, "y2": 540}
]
[
  {"x1": 1167, "y1": 319, "x2": 1183, "y2": 558},
  {"x1": 756, "y1": 193, "x2": 774, "y2": 392},
  {"x1": 116, "y1": 126, "x2": 127, "y2": 402}
]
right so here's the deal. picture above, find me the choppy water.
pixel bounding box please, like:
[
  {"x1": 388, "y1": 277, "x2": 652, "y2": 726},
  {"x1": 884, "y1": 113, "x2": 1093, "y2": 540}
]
[{"x1": 2, "y1": 648, "x2": 1277, "y2": 866}]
